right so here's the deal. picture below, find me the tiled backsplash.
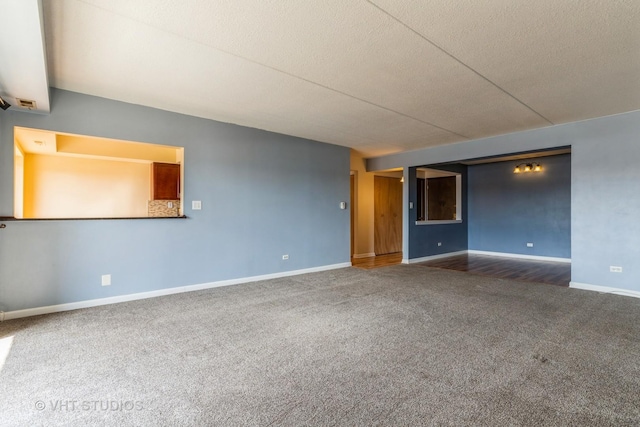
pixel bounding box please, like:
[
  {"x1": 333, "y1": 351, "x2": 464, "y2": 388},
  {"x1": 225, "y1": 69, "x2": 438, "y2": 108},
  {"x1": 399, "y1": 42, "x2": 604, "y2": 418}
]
[{"x1": 148, "y1": 200, "x2": 180, "y2": 217}]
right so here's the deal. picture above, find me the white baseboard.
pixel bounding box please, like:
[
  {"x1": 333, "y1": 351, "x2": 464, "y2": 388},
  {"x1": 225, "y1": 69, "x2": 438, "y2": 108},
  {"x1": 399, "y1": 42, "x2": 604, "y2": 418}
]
[
  {"x1": 467, "y1": 250, "x2": 571, "y2": 263},
  {"x1": 407, "y1": 250, "x2": 468, "y2": 264},
  {"x1": 406, "y1": 250, "x2": 570, "y2": 264},
  {"x1": 2, "y1": 262, "x2": 352, "y2": 321},
  {"x1": 570, "y1": 282, "x2": 640, "y2": 299},
  {"x1": 352, "y1": 252, "x2": 376, "y2": 259}
]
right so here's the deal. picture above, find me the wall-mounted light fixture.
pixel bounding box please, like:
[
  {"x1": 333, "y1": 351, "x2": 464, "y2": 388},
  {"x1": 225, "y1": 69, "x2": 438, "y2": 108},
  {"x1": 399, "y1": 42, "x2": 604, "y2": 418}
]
[{"x1": 513, "y1": 162, "x2": 542, "y2": 174}]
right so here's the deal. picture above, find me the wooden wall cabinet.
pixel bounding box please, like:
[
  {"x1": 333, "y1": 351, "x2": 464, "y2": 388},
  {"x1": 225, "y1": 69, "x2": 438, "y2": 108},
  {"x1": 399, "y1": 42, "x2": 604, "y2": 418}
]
[{"x1": 151, "y1": 162, "x2": 180, "y2": 200}]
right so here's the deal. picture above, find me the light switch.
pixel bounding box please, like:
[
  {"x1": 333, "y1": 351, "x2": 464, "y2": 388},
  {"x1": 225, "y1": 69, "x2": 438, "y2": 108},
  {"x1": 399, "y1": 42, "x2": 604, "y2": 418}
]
[
  {"x1": 192, "y1": 201, "x2": 202, "y2": 210},
  {"x1": 409, "y1": 202, "x2": 414, "y2": 209},
  {"x1": 340, "y1": 201, "x2": 347, "y2": 210}
]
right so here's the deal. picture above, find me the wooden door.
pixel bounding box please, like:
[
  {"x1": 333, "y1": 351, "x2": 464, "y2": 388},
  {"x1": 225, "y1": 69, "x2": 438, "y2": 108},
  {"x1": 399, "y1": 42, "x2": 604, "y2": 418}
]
[
  {"x1": 350, "y1": 174, "x2": 355, "y2": 257},
  {"x1": 374, "y1": 176, "x2": 402, "y2": 255}
]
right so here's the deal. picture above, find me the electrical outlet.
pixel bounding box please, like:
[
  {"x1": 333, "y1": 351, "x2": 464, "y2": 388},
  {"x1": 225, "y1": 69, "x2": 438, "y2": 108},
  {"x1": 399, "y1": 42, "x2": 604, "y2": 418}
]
[
  {"x1": 282, "y1": 254, "x2": 289, "y2": 260},
  {"x1": 192, "y1": 200, "x2": 202, "y2": 210},
  {"x1": 101, "y1": 274, "x2": 111, "y2": 286},
  {"x1": 610, "y1": 266, "x2": 623, "y2": 273},
  {"x1": 437, "y1": 242, "x2": 442, "y2": 247},
  {"x1": 526, "y1": 243, "x2": 534, "y2": 247}
]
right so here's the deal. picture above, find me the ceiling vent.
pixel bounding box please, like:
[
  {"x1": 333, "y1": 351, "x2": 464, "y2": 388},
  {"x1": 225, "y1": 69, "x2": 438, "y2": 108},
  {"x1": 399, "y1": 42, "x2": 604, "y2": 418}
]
[{"x1": 16, "y1": 98, "x2": 37, "y2": 110}]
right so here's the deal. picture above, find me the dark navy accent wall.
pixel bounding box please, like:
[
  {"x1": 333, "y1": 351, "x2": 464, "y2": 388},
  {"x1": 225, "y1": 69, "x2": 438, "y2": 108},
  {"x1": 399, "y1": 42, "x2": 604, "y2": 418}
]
[
  {"x1": 409, "y1": 164, "x2": 468, "y2": 259},
  {"x1": 468, "y1": 154, "x2": 571, "y2": 258}
]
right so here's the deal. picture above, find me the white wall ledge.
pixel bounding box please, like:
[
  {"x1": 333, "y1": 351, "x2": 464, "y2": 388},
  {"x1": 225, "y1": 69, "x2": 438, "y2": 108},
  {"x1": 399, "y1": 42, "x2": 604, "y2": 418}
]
[{"x1": 415, "y1": 219, "x2": 463, "y2": 225}]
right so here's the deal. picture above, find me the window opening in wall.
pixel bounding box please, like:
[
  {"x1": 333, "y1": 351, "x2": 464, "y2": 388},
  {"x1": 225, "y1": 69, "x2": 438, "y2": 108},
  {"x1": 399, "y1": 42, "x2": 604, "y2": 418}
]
[
  {"x1": 13, "y1": 127, "x2": 184, "y2": 219},
  {"x1": 416, "y1": 168, "x2": 462, "y2": 223}
]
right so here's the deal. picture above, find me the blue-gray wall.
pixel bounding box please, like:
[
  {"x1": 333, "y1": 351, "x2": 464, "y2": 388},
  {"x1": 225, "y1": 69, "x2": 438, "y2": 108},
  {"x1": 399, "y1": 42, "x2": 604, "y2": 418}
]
[
  {"x1": 369, "y1": 109, "x2": 640, "y2": 293},
  {"x1": 572, "y1": 125, "x2": 640, "y2": 292},
  {"x1": 468, "y1": 154, "x2": 571, "y2": 258},
  {"x1": 0, "y1": 89, "x2": 350, "y2": 312},
  {"x1": 409, "y1": 164, "x2": 468, "y2": 259}
]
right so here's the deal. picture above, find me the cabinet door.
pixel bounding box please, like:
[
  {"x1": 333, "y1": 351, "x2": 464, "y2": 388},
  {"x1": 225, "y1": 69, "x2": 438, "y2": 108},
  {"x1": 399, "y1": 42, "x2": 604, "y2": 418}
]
[{"x1": 151, "y1": 163, "x2": 180, "y2": 200}]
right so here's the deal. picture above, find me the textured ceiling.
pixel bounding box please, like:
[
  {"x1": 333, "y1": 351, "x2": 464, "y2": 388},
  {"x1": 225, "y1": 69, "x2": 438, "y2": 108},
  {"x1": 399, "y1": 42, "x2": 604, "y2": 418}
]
[{"x1": 34, "y1": 0, "x2": 640, "y2": 156}]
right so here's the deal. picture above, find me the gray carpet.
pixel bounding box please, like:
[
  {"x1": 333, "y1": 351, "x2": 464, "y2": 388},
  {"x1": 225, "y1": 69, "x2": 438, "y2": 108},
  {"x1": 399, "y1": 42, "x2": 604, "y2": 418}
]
[{"x1": 1, "y1": 265, "x2": 639, "y2": 426}]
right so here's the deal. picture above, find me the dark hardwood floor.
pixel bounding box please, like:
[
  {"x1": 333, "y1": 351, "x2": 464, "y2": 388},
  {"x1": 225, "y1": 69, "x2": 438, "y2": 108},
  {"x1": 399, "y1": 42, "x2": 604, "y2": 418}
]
[
  {"x1": 417, "y1": 253, "x2": 571, "y2": 286},
  {"x1": 352, "y1": 252, "x2": 403, "y2": 269},
  {"x1": 351, "y1": 252, "x2": 571, "y2": 286}
]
